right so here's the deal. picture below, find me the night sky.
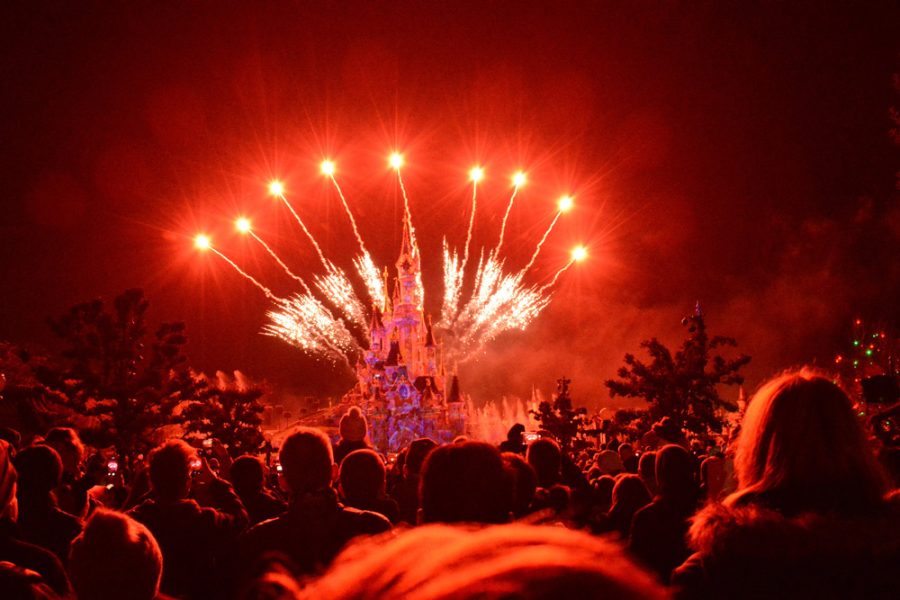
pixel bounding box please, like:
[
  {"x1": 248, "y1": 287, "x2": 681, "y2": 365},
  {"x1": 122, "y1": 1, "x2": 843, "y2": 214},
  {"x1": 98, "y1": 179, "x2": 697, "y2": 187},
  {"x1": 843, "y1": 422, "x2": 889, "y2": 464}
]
[{"x1": 2, "y1": 2, "x2": 899, "y2": 406}]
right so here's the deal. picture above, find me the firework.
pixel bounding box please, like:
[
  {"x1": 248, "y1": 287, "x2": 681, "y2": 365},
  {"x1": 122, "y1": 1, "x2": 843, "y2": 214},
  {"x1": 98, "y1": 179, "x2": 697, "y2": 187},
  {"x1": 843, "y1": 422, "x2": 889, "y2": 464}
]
[{"x1": 194, "y1": 152, "x2": 584, "y2": 366}]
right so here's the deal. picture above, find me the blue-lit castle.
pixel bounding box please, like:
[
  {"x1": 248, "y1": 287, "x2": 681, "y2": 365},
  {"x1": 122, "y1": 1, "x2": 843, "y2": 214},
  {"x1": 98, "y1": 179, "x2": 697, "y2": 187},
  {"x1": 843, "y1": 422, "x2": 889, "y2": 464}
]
[{"x1": 343, "y1": 216, "x2": 466, "y2": 451}]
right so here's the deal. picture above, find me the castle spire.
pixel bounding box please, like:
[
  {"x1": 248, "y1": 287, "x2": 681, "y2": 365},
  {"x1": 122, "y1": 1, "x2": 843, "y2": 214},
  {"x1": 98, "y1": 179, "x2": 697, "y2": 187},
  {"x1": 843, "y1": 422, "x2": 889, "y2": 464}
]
[
  {"x1": 382, "y1": 266, "x2": 391, "y2": 314},
  {"x1": 424, "y1": 313, "x2": 435, "y2": 347},
  {"x1": 400, "y1": 211, "x2": 415, "y2": 259}
]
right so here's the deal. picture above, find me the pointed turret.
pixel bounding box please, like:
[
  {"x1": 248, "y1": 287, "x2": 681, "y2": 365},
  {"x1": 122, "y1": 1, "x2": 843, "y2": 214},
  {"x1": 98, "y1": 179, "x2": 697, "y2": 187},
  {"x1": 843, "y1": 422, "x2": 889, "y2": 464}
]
[
  {"x1": 399, "y1": 210, "x2": 416, "y2": 262},
  {"x1": 424, "y1": 314, "x2": 435, "y2": 347},
  {"x1": 447, "y1": 374, "x2": 461, "y2": 404},
  {"x1": 370, "y1": 304, "x2": 385, "y2": 331},
  {"x1": 382, "y1": 266, "x2": 391, "y2": 314}
]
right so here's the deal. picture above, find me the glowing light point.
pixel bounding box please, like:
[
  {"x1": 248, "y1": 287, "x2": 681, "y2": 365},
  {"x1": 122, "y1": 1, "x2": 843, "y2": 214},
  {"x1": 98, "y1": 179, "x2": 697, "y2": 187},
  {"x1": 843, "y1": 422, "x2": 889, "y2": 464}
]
[
  {"x1": 194, "y1": 234, "x2": 211, "y2": 250},
  {"x1": 389, "y1": 152, "x2": 404, "y2": 170},
  {"x1": 320, "y1": 160, "x2": 336, "y2": 176},
  {"x1": 235, "y1": 218, "x2": 252, "y2": 233},
  {"x1": 512, "y1": 171, "x2": 527, "y2": 187},
  {"x1": 571, "y1": 245, "x2": 588, "y2": 262},
  {"x1": 469, "y1": 166, "x2": 484, "y2": 183},
  {"x1": 558, "y1": 195, "x2": 574, "y2": 213},
  {"x1": 268, "y1": 181, "x2": 284, "y2": 196}
]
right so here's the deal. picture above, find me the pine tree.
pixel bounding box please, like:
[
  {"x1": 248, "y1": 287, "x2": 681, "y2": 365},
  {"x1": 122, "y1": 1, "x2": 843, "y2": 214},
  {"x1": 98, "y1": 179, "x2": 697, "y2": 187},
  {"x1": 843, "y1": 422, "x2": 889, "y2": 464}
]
[
  {"x1": 605, "y1": 304, "x2": 750, "y2": 441},
  {"x1": 181, "y1": 371, "x2": 266, "y2": 458},
  {"x1": 0, "y1": 343, "x2": 72, "y2": 435},
  {"x1": 530, "y1": 376, "x2": 589, "y2": 450},
  {"x1": 40, "y1": 289, "x2": 205, "y2": 457}
]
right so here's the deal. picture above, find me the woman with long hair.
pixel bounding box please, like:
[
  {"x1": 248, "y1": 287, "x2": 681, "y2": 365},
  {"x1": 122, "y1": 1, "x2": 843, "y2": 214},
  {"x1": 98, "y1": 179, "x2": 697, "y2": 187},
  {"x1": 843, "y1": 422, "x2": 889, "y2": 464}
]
[{"x1": 673, "y1": 368, "x2": 899, "y2": 599}]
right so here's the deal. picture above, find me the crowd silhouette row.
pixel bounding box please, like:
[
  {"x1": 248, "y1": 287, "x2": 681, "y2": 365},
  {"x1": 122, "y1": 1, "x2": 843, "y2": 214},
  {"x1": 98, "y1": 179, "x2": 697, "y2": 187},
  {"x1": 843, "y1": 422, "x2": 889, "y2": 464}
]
[{"x1": 0, "y1": 368, "x2": 898, "y2": 599}]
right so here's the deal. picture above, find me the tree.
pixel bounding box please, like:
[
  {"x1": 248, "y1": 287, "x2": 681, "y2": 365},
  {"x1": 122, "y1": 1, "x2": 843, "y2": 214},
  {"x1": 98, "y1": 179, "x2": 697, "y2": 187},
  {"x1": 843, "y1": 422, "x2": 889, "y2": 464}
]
[
  {"x1": 40, "y1": 289, "x2": 206, "y2": 457},
  {"x1": 605, "y1": 304, "x2": 750, "y2": 441},
  {"x1": 181, "y1": 371, "x2": 266, "y2": 458},
  {"x1": 0, "y1": 343, "x2": 72, "y2": 436},
  {"x1": 530, "y1": 376, "x2": 590, "y2": 450}
]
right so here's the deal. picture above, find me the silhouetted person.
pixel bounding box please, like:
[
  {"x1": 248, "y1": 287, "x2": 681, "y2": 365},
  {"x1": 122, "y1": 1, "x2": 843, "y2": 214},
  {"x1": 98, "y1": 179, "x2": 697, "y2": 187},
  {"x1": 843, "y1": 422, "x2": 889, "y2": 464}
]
[
  {"x1": 698, "y1": 456, "x2": 725, "y2": 504},
  {"x1": 673, "y1": 369, "x2": 899, "y2": 599},
  {"x1": 333, "y1": 406, "x2": 370, "y2": 466},
  {"x1": 304, "y1": 523, "x2": 667, "y2": 600},
  {"x1": 638, "y1": 451, "x2": 658, "y2": 497},
  {"x1": 498, "y1": 423, "x2": 527, "y2": 454},
  {"x1": 628, "y1": 444, "x2": 699, "y2": 583},
  {"x1": 237, "y1": 427, "x2": 390, "y2": 581},
  {"x1": 592, "y1": 475, "x2": 616, "y2": 514},
  {"x1": 527, "y1": 438, "x2": 562, "y2": 489},
  {"x1": 619, "y1": 443, "x2": 639, "y2": 474},
  {"x1": 390, "y1": 437, "x2": 437, "y2": 524},
  {"x1": 339, "y1": 449, "x2": 400, "y2": 523},
  {"x1": 128, "y1": 439, "x2": 247, "y2": 599},
  {"x1": 69, "y1": 509, "x2": 163, "y2": 600},
  {"x1": 229, "y1": 455, "x2": 286, "y2": 526},
  {"x1": 501, "y1": 452, "x2": 537, "y2": 519},
  {"x1": 0, "y1": 428, "x2": 21, "y2": 457},
  {"x1": 419, "y1": 441, "x2": 512, "y2": 524},
  {"x1": 42, "y1": 427, "x2": 92, "y2": 518},
  {"x1": 597, "y1": 474, "x2": 651, "y2": 538},
  {"x1": 0, "y1": 441, "x2": 71, "y2": 597},
  {"x1": 13, "y1": 445, "x2": 82, "y2": 564},
  {"x1": 595, "y1": 449, "x2": 624, "y2": 476}
]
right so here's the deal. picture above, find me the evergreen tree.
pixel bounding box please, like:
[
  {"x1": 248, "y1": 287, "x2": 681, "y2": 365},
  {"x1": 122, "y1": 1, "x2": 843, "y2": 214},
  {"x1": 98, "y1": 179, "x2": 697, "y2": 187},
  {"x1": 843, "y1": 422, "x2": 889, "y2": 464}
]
[
  {"x1": 530, "y1": 376, "x2": 589, "y2": 450},
  {"x1": 181, "y1": 371, "x2": 266, "y2": 458},
  {"x1": 40, "y1": 289, "x2": 205, "y2": 457},
  {"x1": 0, "y1": 343, "x2": 71, "y2": 435},
  {"x1": 605, "y1": 304, "x2": 750, "y2": 440}
]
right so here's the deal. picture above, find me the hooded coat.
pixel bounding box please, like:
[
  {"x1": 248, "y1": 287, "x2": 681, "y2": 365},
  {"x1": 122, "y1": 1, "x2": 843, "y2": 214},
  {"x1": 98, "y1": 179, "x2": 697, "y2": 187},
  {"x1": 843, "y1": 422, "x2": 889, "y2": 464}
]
[{"x1": 672, "y1": 494, "x2": 900, "y2": 599}]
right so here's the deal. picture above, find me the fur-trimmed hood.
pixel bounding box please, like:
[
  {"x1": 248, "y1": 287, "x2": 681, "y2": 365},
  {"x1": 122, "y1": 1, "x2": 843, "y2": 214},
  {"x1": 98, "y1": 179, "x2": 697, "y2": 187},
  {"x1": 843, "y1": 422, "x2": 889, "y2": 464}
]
[
  {"x1": 687, "y1": 495, "x2": 900, "y2": 561},
  {"x1": 674, "y1": 494, "x2": 900, "y2": 599}
]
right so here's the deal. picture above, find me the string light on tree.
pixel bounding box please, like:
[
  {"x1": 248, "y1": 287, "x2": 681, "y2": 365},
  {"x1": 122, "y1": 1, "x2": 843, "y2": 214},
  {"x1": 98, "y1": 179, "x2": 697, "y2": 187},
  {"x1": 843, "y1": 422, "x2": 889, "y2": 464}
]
[{"x1": 834, "y1": 317, "x2": 899, "y2": 396}]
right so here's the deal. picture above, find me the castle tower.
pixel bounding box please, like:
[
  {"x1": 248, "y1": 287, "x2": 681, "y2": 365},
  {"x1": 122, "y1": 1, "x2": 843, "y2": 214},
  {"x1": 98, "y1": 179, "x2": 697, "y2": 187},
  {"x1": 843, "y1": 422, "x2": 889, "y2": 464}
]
[{"x1": 393, "y1": 213, "x2": 425, "y2": 372}]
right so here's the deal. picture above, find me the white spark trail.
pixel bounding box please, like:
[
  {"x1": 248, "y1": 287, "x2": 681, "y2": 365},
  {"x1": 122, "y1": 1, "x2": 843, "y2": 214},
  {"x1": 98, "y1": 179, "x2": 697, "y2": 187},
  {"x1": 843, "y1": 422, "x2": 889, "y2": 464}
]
[
  {"x1": 278, "y1": 193, "x2": 329, "y2": 269},
  {"x1": 493, "y1": 185, "x2": 520, "y2": 257},
  {"x1": 460, "y1": 182, "x2": 478, "y2": 274},
  {"x1": 211, "y1": 248, "x2": 277, "y2": 299},
  {"x1": 540, "y1": 259, "x2": 576, "y2": 291},
  {"x1": 520, "y1": 210, "x2": 562, "y2": 274},
  {"x1": 328, "y1": 175, "x2": 384, "y2": 303},
  {"x1": 249, "y1": 231, "x2": 313, "y2": 295}
]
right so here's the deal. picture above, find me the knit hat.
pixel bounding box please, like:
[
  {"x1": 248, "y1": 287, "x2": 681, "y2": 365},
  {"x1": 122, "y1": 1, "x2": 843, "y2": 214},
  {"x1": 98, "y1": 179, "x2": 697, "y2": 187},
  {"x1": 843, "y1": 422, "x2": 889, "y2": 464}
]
[
  {"x1": 0, "y1": 440, "x2": 17, "y2": 517},
  {"x1": 595, "y1": 449, "x2": 624, "y2": 475},
  {"x1": 339, "y1": 406, "x2": 368, "y2": 442}
]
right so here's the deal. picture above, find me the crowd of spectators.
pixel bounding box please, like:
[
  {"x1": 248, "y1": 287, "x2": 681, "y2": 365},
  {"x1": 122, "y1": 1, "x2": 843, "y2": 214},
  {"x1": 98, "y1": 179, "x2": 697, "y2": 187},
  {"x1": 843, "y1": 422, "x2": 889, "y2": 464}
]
[{"x1": 0, "y1": 368, "x2": 897, "y2": 598}]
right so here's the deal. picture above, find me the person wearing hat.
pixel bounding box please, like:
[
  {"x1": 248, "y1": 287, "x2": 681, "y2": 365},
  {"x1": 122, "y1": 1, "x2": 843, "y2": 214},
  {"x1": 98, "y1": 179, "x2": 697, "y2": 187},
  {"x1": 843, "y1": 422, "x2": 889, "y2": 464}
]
[
  {"x1": 333, "y1": 406, "x2": 371, "y2": 466},
  {"x1": 0, "y1": 440, "x2": 71, "y2": 597}
]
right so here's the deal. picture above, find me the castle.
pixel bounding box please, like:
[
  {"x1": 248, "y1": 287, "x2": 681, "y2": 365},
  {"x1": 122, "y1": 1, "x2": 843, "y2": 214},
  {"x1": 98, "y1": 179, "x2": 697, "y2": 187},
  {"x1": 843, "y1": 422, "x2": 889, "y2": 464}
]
[{"x1": 342, "y1": 215, "x2": 466, "y2": 452}]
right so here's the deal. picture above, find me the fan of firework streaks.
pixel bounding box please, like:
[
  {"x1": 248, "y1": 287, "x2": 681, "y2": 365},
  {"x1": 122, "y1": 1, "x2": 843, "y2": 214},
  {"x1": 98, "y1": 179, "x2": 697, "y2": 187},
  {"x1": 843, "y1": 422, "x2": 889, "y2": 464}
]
[{"x1": 195, "y1": 156, "x2": 584, "y2": 369}]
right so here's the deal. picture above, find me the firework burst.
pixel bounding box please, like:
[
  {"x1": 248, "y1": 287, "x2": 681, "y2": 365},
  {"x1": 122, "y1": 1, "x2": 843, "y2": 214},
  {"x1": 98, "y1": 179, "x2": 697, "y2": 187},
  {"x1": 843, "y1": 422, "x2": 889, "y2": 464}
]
[{"x1": 194, "y1": 154, "x2": 584, "y2": 367}]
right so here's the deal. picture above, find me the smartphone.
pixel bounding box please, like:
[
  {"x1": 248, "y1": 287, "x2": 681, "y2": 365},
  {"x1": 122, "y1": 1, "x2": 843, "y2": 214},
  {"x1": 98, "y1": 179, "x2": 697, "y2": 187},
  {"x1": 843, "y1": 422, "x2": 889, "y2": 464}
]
[
  {"x1": 190, "y1": 457, "x2": 202, "y2": 476},
  {"x1": 106, "y1": 459, "x2": 118, "y2": 476},
  {"x1": 275, "y1": 462, "x2": 283, "y2": 473},
  {"x1": 523, "y1": 431, "x2": 541, "y2": 443},
  {"x1": 202, "y1": 438, "x2": 214, "y2": 448}
]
